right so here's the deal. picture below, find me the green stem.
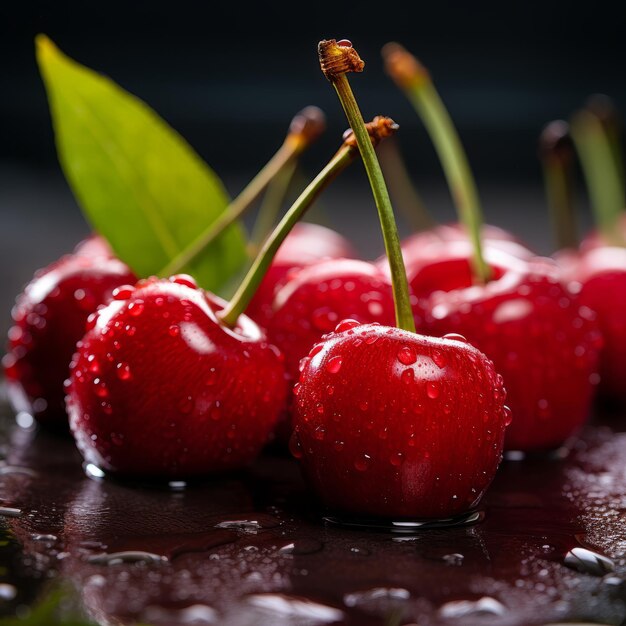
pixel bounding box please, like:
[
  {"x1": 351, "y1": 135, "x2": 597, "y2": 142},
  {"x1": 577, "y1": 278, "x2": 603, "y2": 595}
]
[
  {"x1": 332, "y1": 73, "x2": 415, "y2": 333},
  {"x1": 249, "y1": 158, "x2": 298, "y2": 251},
  {"x1": 219, "y1": 145, "x2": 355, "y2": 327},
  {"x1": 571, "y1": 109, "x2": 625, "y2": 245},
  {"x1": 377, "y1": 136, "x2": 436, "y2": 232},
  {"x1": 403, "y1": 77, "x2": 489, "y2": 283},
  {"x1": 585, "y1": 94, "x2": 626, "y2": 196},
  {"x1": 539, "y1": 121, "x2": 578, "y2": 250},
  {"x1": 160, "y1": 141, "x2": 297, "y2": 276}
]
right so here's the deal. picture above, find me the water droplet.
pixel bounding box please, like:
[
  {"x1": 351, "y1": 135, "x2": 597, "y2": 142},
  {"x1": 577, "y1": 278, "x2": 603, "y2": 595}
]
[
  {"x1": 439, "y1": 596, "x2": 506, "y2": 618},
  {"x1": 206, "y1": 368, "x2": 218, "y2": 386},
  {"x1": 390, "y1": 452, "x2": 404, "y2": 466},
  {"x1": 432, "y1": 350, "x2": 447, "y2": 368},
  {"x1": 245, "y1": 594, "x2": 344, "y2": 623},
  {"x1": 397, "y1": 345, "x2": 417, "y2": 365},
  {"x1": 94, "y1": 380, "x2": 109, "y2": 399},
  {"x1": 112, "y1": 285, "x2": 135, "y2": 300},
  {"x1": 443, "y1": 333, "x2": 468, "y2": 343},
  {"x1": 142, "y1": 604, "x2": 216, "y2": 625},
  {"x1": 326, "y1": 356, "x2": 343, "y2": 374},
  {"x1": 442, "y1": 553, "x2": 464, "y2": 566},
  {"x1": 116, "y1": 362, "x2": 132, "y2": 381},
  {"x1": 564, "y1": 547, "x2": 615, "y2": 576},
  {"x1": 427, "y1": 382, "x2": 440, "y2": 399},
  {"x1": 178, "y1": 396, "x2": 194, "y2": 414},
  {"x1": 314, "y1": 426, "x2": 326, "y2": 440},
  {"x1": 333, "y1": 440, "x2": 345, "y2": 451},
  {"x1": 32, "y1": 533, "x2": 57, "y2": 542},
  {"x1": 0, "y1": 506, "x2": 22, "y2": 517},
  {"x1": 215, "y1": 517, "x2": 278, "y2": 533},
  {"x1": 128, "y1": 300, "x2": 144, "y2": 317},
  {"x1": 88, "y1": 551, "x2": 167, "y2": 566},
  {"x1": 401, "y1": 369, "x2": 414, "y2": 384},
  {"x1": 354, "y1": 454, "x2": 371, "y2": 471},
  {"x1": 503, "y1": 406, "x2": 512, "y2": 426},
  {"x1": 343, "y1": 587, "x2": 409, "y2": 608},
  {"x1": 289, "y1": 432, "x2": 303, "y2": 459},
  {"x1": 335, "y1": 319, "x2": 360, "y2": 333},
  {"x1": 168, "y1": 324, "x2": 180, "y2": 337},
  {"x1": 111, "y1": 432, "x2": 124, "y2": 447},
  {"x1": 0, "y1": 584, "x2": 17, "y2": 601},
  {"x1": 359, "y1": 400, "x2": 369, "y2": 411},
  {"x1": 170, "y1": 274, "x2": 198, "y2": 289},
  {"x1": 279, "y1": 539, "x2": 324, "y2": 555}
]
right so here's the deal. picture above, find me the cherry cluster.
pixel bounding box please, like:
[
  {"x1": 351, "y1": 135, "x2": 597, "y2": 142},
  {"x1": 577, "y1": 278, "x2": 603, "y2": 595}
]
[{"x1": 2, "y1": 39, "x2": 623, "y2": 522}]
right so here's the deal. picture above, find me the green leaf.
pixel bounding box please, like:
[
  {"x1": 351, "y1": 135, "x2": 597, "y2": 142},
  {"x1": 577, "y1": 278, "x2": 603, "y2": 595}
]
[{"x1": 36, "y1": 35, "x2": 247, "y2": 292}]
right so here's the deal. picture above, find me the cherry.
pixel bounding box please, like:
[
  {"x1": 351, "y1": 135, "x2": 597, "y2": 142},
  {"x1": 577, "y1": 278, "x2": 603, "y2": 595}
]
[
  {"x1": 410, "y1": 247, "x2": 601, "y2": 451},
  {"x1": 66, "y1": 276, "x2": 287, "y2": 476},
  {"x1": 566, "y1": 247, "x2": 626, "y2": 403},
  {"x1": 3, "y1": 244, "x2": 136, "y2": 426},
  {"x1": 294, "y1": 39, "x2": 509, "y2": 519},
  {"x1": 292, "y1": 322, "x2": 509, "y2": 517},
  {"x1": 245, "y1": 222, "x2": 357, "y2": 326},
  {"x1": 267, "y1": 258, "x2": 399, "y2": 382}
]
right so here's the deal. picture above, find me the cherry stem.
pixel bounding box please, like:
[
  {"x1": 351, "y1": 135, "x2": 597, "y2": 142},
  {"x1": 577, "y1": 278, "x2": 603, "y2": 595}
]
[
  {"x1": 218, "y1": 147, "x2": 352, "y2": 326},
  {"x1": 586, "y1": 94, "x2": 625, "y2": 195},
  {"x1": 219, "y1": 118, "x2": 399, "y2": 327},
  {"x1": 382, "y1": 43, "x2": 490, "y2": 284},
  {"x1": 160, "y1": 107, "x2": 326, "y2": 277},
  {"x1": 539, "y1": 121, "x2": 578, "y2": 250},
  {"x1": 319, "y1": 39, "x2": 415, "y2": 334},
  {"x1": 249, "y1": 158, "x2": 298, "y2": 252},
  {"x1": 571, "y1": 107, "x2": 625, "y2": 245},
  {"x1": 378, "y1": 136, "x2": 436, "y2": 232}
]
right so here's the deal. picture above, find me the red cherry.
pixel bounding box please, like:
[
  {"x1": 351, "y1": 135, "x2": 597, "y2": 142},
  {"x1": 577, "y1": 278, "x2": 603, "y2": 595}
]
[
  {"x1": 411, "y1": 248, "x2": 601, "y2": 451},
  {"x1": 267, "y1": 258, "x2": 400, "y2": 382},
  {"x1": 66, "y1": 277, "x2": 287, "y2": 476},
  {"x1": 245, "y1": 223, "x2": 357, "y2": 326},
  {"x1": 567, "y1": 246, "x2": 626, "y2": 403},
  {"x1": 292, "y1": 322, "x2": 509, "y2": 518},
  {"x1": 73, "y1": 234, "x2": 116, "y2": 259},
  {"x1": 3, "y1": 244, "x2": 136, "y2": 425}
]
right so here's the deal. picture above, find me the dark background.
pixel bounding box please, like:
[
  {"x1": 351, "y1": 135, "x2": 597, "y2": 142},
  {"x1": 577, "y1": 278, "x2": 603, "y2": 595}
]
[{"x1": 2, "y1": 1, "x2": 626, "y2": 335}]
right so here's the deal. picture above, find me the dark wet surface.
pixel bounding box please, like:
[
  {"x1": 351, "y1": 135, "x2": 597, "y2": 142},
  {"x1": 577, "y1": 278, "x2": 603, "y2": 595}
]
[{"x1": 1, "y1": 383, "x2": 626, "y2": 625}]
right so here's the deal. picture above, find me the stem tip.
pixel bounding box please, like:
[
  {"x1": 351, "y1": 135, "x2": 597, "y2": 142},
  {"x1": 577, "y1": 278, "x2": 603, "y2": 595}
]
[
  {"x1": 381, "y1": 42, "x2": 429, "y2": 89},
  {"x1": 343, "y1": 116, "x2": 399, "y2": 147},
  {"x1": 318, "y1": 39, "x2": 364, "y2": 80},
  {"x1": 288, "y1": 106, "x2": 327, "y2": 149},
  {"x1": 539, "y1": 120, "x2": 573, "y2": 164}
]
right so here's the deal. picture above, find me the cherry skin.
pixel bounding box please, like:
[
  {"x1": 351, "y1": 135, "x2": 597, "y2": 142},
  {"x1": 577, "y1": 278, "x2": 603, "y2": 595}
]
[
  {"x1": 3, "y1": 245, "x2": 136, "y2": 426},
  {"x1": 565, "y1": 246, "x2": 626, "y2": 404},
  {"x1": 291, "y1": 321, "x2": 509, "y2": 518},
  {"x1": 410, "y1": 246, "x2": 601, "y2": 451},
  {"x1": 66, "y1": 275, "x2": 287, "y2": 477},
  {"x1": 245, "y1": 222, "x2": 357, "y2": 327},
  {"x1": 267, "y1": 258, "x2": 401, "y2": 382}
]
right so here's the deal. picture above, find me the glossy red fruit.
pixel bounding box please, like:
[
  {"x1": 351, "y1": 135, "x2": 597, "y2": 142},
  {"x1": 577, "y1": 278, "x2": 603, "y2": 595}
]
[
  {"x1": 580, "y1": 215, "x2": 626, "y2": 253},
  {"x1": 73, "y1": 234, "x2": 116, "y2": 259},
  {"x1": 245, "y1": 222, "x2": 357, "y2": 326},
  {"x1": 567, "y1": 246, "x2": 626, "y2": 403},
  {"x1": 66, "y1": 276, "x2": 287, "y2": 477},
  {"x1": 267, "y1": 258, "x2": 401, "y2": 382},
  {"x1": 377, "y1": 224, "x2": 533, "y2": 278},
  {"x1": 411, "y1": 247, "x2": 601, "y2": 451},
  {"x1": 3, "y1": 247, "x2": 136, "y2": 426},
  {"x1": 291, "y1": 322, "x2": 509, "y2": 518}
]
